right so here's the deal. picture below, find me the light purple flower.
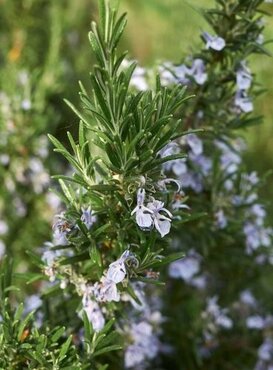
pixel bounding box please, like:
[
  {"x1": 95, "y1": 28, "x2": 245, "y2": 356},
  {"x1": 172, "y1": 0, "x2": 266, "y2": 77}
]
[
  {"x1": 240, "y1": 290, "x2": 257, "y2": 307},
  {"x1": 235, "y1": 90, "x2": 253, "y2": 113},
  {"x1": 203, "y1": 32, "x2": 226, "y2": 51},
  {"x1": 215, "y1": 209, "x2": 227, "y2": 229},
  {"x1": 236, "y1": 62, "x2": 252, "y2": 90},
  {"x1": 131, "y1": 188, "x2": 154, "y2": 230},
  {"x1": 97, "y1": 277, "x2": 120, "y2": 302},
  {"x1": 187, "y1": 59, "x2": 208, "y2": 85},
  {"x1": 160, "y1": 143, "x2": 187, "y2": 176},
  {"x1": 81, "y1": 206, "x2": 97, "y2": 230},
  {"x1": 106, "y1": 250, "x2": 131, "y2": 284},
  {"x1": 180, "y1": 171, "x2": 203, "y2": 193},
  {"x1": 258, "y1": 338, "x2": 273, "y2": 362},
  {"x1": 147, "y1": 199, "x2": 173, "y2": 237},
  {"x1": 205, "y1": 296, "x2": 233, "y2": 329},
  {"x1": 186, "y1": 133, "x2": 203, "y2": 156},
  {"x1": 82, "y1": 296, "x2": 105, "y2": 332},
  {"x1": 169, "y1": 251, "x2": 201, "y2": 282},
  {"x1": 246, "y1": 315, "x2": 265, "y2": 330},
  {"x1": 124, "y1": 321, "x2": 160, "y2": 368}
]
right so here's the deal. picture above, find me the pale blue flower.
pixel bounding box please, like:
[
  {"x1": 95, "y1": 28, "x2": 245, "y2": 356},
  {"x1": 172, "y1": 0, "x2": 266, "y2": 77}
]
[
  {"x1": 169, "y1": 251, "x2": 201, "y2": 282},
  {"x1": 180, "y1": 171, "x2": 203, "y2": 193},
  {"x1": 203, "y1": 32, "x2": 226, "y2": 51},
  {"x1": 131, "y1": 188, "x2": 154, "y2": 229},
  {"x1": 186, "y1": 133, "x2": 203, "y2": 156},
  {"x1": 82, "y1": 296, "x2": 105, "y2": 332},
  {"x1": 236, "y1": 62, "x2": 252, "y2": 90},
  {"x1": 240, "y1": 290, "x2": 257, "y2": 307},
  {"x1": 257, "y1": 337, "x2": 273, "y2": 362},
  {"x1": 81, "y1": 206, "x2": 97, "y2": 230},
  {"x1": 160, "y1": 142, "x2": 187, "y2": 176},
  {"x1": 215, "y1": 209, "x2": 227, "y2": 229},
  {"x1": 147, "y1": 199, "x2": 173, "y2": 237},
  {"x1": 98, "y1": 276, "x2": 120, "y2": 302},
  {"x1": 235, "y1": 90, "x2": 253, "y2": 113},
  {"x1": 246, "y1": 315, "x2": 265, "y2": 330},
  {"x1": 187, "y1": 59, "x2": 207, "y2": 85},
  {"x1": 124, "y1": 321, "x2": 160, "y2": 368},
  {"x1": 106, "y1": 250, "x2": 131, "y2": 284},
  {"x1": 205, "y1": 296, "x2": 233, "y2": 329},
  {"x1": 24, "y1": 295, "x2": 42, "y2": 313}
]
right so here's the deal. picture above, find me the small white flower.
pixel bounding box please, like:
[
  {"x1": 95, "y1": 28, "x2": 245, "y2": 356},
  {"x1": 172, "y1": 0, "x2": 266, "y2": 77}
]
[
  {"x1": 124, "y1": 320, "x2": 160, "y2": 368},
  {"x1": 160, "y1": 142, "x2": 187, "y2": 176},
  {"x1": 215, "y1": 209, "x2": 227, "y2": 229},
  {"x1": 0, "y1": 154, "x2": 9, "y2": 165},
  {"x1": 131, "y1": 188, "x2": 154, "y2": 229},
  {"x1": 246, "y1": 315, "x2": 265, "y2": 330},
  {"x1": 81, "y1": 206, "x2": 97, "y2": 230},
  {"x1": 258, "y1": 338, "x2": 273, "y2": 361},
  {"x1": 215, "y1": 314, "x2": 233, "y2": 329},
  {"x1": 256, "y1": 34, "x2": 264, "y2": 44},
  {"x1": 146, "y1": 199, "x2": 173, "y2": 237},
  {"x1": 60, "y1": 280, "x2": 68, "y2": 289},
  {"x1": 205, "y1": 296, "x2": 233, "y2": 330},
  {"x1": 106, "y1": 250, "x2": 130, "y2": 284},
  {"x1": 82, "y1": 296, "x2": 105, "y2": 332},
  {"x1": 236, "y1": 62, "x2": 252, "y2": 90},
  {"x1": 187, "y1": 59, "x2": 207, "y2": 85},
  {"x1": 42, "y1": 248, "x2": 56, "y2": 265},
  {"x1": 190, "y1": 275, "x2": 207, "y2": 290},
  {"x1": 240, "y1": 290, "x2": 257, "y2": 307},
  {"x1": 235, "y1": 90, "x2": 253, "y2": 113},
  {"x1": 169, "y1": 252, "x2": 200, "y2": 282},
  {"x1": 131, "y1": 190, "x2": 173, "y2": 237},
  {"x1": 21, "y1": 99, "x2": 31, "y2": 111},
  {"x1": 24, "y1": 295, "x2": 42, "y2": 313},
  {"x1": 186, "y1": 133, "x2": 203, "y2": 156},
  {"x1": 106, "y1": 260, "x2": 126, "y2": 283},
  {"x1": 174, "y1": 64, "x2": 189, "y2": 84},
  {"x1": 125, "y1": 344, "x2": 145, "y2": 368},
  {"x1": 99, "y1": 277, "x2": 120, "y2": 302},
  {"x1": 180, "y1": 171, "x2": 203, "y2": 193},
  {"x1": 203, "y1": 32, "x2": 226, "y2": 51}
]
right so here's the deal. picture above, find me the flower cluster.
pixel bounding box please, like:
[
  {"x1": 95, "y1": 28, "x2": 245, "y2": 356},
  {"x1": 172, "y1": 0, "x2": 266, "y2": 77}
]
[
  {"x1": 131, "y1": 188, "x2": 173, "y2": 237},
  {"x1": 122, "y1": 283, "x2": 163, "y2": 369}
]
